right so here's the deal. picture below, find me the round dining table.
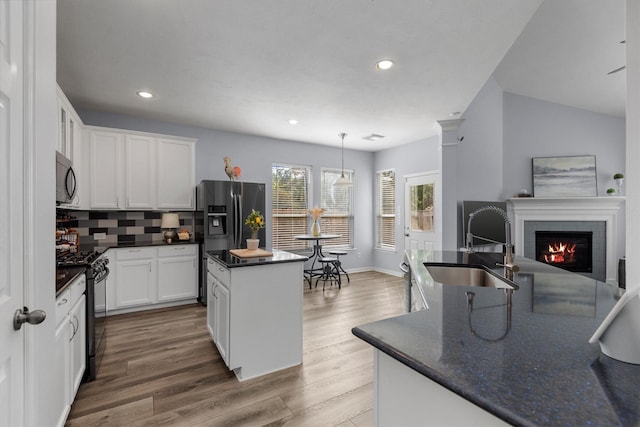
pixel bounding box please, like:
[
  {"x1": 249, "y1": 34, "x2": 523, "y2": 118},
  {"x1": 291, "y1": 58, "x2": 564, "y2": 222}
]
[{"x1": 293, "y1": 234, "x2": 341, "y2": 288}]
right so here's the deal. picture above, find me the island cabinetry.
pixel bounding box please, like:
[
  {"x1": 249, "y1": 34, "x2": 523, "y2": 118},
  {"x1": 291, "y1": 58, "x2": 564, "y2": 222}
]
[
  {"x1": 206, "y1": 254, "x2": 303, "y2": 381},
  {"x1": 157, "y1": 245, "x2": 198, "y2": 302},
  {"x1": 85, "y1": 126, "x2": 196, "y2": 210},
  {"x1": 374, "y1": 350, "x2": 508, "y2": 427},
  {"x1": 54, "y1": 274, "x2": 86, "y2": 427},
  {"x1": 106, "y1": 244, "x2": 198, "y2": 314}
]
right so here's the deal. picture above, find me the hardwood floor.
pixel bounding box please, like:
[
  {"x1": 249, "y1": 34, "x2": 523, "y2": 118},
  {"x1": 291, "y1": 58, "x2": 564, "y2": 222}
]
[{"x1": 66, "y1": 271, "x2": 405, "y2": 426}]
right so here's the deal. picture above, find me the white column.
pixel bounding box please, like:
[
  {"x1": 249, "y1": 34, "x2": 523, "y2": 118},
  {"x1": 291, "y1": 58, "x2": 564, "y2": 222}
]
[
  {"x1": 626, "y1": 0, "x2": 640, "y2": 291},
  {"x1": 435, "y1": 119, "x2": 464, "y2": 251}
]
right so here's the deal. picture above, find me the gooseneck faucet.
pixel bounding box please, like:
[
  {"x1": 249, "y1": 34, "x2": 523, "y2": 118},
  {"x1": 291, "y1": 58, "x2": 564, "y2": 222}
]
[{"x1": 466, "y1": 206, "x2": 518, "y2": 273}]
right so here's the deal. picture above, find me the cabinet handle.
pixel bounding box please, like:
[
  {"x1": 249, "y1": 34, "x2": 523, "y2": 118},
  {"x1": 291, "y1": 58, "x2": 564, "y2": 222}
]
[
  {"x1": 218, "y1": 267, "x2": 225, "y2": 272},
  {"x1": 58, "y1": 298, "x2": 68, "y2": 306}
]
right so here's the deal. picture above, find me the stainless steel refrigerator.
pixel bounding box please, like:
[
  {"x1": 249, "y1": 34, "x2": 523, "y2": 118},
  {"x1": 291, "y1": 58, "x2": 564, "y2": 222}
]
[{"x1": 195, "y1": 180, "x2": 266, "y2": 304}]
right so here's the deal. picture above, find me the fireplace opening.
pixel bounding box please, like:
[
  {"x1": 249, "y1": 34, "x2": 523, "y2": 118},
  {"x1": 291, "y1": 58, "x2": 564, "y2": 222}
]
[{"x1": 535, "y1": 231, "x2": 593, "y2": 273}]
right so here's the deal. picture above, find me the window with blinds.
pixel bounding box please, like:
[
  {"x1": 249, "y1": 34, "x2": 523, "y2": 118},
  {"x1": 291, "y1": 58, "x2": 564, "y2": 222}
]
[
  {"x1": 272, "y1": 164, "x2": 311, "y2": 250},
  {"x1": 320, "y1": 168, "x2": 354, "y2": 248},
  {"x1": 376, "y1": 169, "x2": 396, "y2": 249}
]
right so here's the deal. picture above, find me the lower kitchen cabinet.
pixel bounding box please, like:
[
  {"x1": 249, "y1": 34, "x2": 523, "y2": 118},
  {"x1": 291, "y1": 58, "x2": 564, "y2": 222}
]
[
  {"x1": 54, "y1": 274, "x2": 86, "y2": 427},
  {"x1": 106, "y1": 244, "x2": 198, "y2": 314},
  {"x1": 157, "y1": 245, "x2": 198, "y2": 302},
  {"x1": 206, "y1": 254, "x2": 304, "y2": 381}
]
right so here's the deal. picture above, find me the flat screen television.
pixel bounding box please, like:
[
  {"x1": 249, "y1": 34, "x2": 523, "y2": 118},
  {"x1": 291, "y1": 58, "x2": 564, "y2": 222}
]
[{"x1": 462, "y1": 200, "x2": 507, "y2": 248}]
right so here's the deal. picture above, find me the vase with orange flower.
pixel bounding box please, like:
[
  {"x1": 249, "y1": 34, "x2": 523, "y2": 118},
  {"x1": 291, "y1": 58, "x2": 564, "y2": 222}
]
[{"x1": 308, "y1": 207, "x2": 325, "y2": 237}]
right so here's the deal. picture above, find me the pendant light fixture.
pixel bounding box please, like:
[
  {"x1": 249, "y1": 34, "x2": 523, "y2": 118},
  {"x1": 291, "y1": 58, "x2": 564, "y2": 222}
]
[{"x1": 334, "y1": 132, "x2": 352, "y2": 186}]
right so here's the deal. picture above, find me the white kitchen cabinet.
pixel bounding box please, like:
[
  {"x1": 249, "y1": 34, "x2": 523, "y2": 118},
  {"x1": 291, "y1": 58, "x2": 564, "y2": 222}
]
[
  {"x1": 106, "y1": 245, "x2": 198, "y2": 314},
  {"x1": 113, "y1": 248, "x2": 156, "y2": 309},
  {"x1": 54, "y1": 274, "x2": 86, "y2": 427},
  {"x1": 157, "y1": 245, "x2": 198, "y2": 302},
  {"x1": 57, "y1": 85, "x2": 84, "y2": 209},
  {"x1": 86, "y1": 126, "x2": 196, "y2": 211},
  {"x1": 213, "y1": 279, "x2": 230, "y2": 366},
  {"x1": 124, "y1": 134, "x2": 156, "y2": 209},
  {"x1": 206, "y1": 254, "x2": 304, "y2": 381},
  {"x1": 89, "y1": 130, "x2": 123, "y2": 209},
  {"x1": 156, "y1": 138, "x2": 195, "y2": 209}
]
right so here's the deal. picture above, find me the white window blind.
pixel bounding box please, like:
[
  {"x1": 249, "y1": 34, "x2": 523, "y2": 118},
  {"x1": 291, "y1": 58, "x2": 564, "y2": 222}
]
[
  {"x1": 376, "y1": 169, "x2": 396, "y2": 249},
  {"x1": 320, "y1": 168, "x2": 354, "y2": 248},
  {"x1": 272, "y1": 164, "x2": 311, "y2": 250}
]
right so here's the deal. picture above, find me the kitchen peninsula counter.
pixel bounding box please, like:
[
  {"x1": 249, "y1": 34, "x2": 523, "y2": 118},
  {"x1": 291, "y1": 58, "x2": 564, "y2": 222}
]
[
  {"x1": 353, "y1": 250, "x2": 640, "y2": 426},
  {"x1": 206, "y1": 248, "x2": 308, "y2": 267}
]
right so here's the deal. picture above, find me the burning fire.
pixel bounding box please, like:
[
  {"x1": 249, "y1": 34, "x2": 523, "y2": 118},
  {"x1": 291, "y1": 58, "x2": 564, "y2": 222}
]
[{"x1": 544, "y1": 242, "x2": 577, "y2": 264}]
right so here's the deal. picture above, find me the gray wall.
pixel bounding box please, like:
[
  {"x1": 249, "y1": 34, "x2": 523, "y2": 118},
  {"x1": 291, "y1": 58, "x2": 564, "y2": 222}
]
[
  {"x1": 78, "y1": 109, "x2": 376, "y2": 271},
  {"x1": 78, "y1": 74, "x2": 627, "y2": 276}
]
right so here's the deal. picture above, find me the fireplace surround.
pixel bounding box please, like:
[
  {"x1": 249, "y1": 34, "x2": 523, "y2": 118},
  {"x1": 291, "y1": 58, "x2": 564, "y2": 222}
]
[{"x1": 509, "y1": 197, "x2": 625, "y2": 284}]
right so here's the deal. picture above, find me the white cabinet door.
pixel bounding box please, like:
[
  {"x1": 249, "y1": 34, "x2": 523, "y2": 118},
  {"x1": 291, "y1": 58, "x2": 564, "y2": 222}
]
[
  {"x1": 157, "y1": 256, "x2": 197, "y2": 302},
  {"x1": 54, "y1": 315, "x2": 70, "y2": 427},
  {"x1": 69, "y1": 294, "x2": 86, "y2": 401},
  {"x1": 207, "y1": 273, "x2": 216, "y2": 339},
  {"x1": 214, "y1": 281, "x2": 230, "y2": 366},
  {"x1": 115, "y1": 259, "x2": 156, "y2": 308},
  {"x1": 157, "y1": 138, "x2": 195, "y2": 209},
  {"x1": 124, "y1": 135, "x2": 155, "y2": 209},
  {"x1": 89, "y1": 130, "x2": 122, "y2": 209}
]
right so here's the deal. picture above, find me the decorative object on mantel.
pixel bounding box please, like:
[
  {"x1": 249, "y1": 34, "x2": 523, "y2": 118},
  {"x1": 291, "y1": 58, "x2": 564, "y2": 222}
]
[
  {"x1": 308, "y1": 207, "x2": 325, "y2": 237},
  {"x1": 607, "y1": 188, "x2": 616, "y2": 196},
  {"x1": 161, "y1": 212, "x2": 180, "y2": 243},
  {"x1": 589, "y1": 287, "x2": 640, "y2": 365},
  {"x1": 532, "y1": 155, "x2": 597, "y2": 197},
  {"x1": 224, "y1": 156, "x2": 241, "y2": 181},
  {"x1": 514, "y1": 189, "x2": 532, "y2": 198},
  {"x1": 614, "y1": 173, "x2": 624, "y2": 196},
  {"x1": 245, "y1": 208, "x2": 264, "y2": 250}
]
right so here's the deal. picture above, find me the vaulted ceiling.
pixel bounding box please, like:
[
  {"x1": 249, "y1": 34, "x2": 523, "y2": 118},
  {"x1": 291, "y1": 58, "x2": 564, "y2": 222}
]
[{"x1": 57, "y1": 0, "x2": 625, "y2": 151}]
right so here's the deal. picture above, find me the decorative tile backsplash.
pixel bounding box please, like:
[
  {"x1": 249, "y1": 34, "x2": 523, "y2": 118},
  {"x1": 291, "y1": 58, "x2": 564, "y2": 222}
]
[{"x1": 57, "y1": 210, "x2": 194, "y2": 247}]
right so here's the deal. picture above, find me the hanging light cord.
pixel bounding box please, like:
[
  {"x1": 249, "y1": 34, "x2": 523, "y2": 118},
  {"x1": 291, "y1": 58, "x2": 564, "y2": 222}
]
[{"x1": 339, "y1": 132, "x2": 347, "y2": 178}]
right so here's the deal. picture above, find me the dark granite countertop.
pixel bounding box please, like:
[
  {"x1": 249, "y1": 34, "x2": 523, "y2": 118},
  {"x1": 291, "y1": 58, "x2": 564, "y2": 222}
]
[
  {"x1": 353, "y1": 250, "x2": 640, "y2": 427},
  {"x1": 56, "y1": 266, "x2": 86, "y2": 297},
  {"x1": 78, "y1": 240, "x2": 197, "y2": 252},
  {"x1": 206, "y1": 249, "x2": 307, "y2": 268}
]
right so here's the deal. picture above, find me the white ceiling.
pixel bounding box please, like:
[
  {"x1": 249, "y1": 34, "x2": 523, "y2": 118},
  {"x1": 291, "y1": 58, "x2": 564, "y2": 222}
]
[{"x1": 57, "y1": 0, "x2": 625, "y2": 152}]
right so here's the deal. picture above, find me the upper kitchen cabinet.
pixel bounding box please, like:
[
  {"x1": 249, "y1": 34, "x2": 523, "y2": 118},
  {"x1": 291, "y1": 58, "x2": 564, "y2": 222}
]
[
  {"x1": 86, "y1": 126, "x2": 197, "y2": 210},
  {"x1": 57, "y1": 86, "x2": 84, "y2": 208},
  {"x1": 156, "y1": 138, "x2": 195, "y2": 209}
]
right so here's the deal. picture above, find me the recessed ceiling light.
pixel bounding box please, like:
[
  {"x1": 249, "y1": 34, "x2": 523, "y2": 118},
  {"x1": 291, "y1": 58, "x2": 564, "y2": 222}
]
[
  {"x1": 137, "y1": 91, "x2": 154, "y2": 99},
  {"x1": 288, "y1": 119, "x2": 298, "y2": 125},
  {"x1": 375, "y1": 59, "x2": 394, "y2": 70}
]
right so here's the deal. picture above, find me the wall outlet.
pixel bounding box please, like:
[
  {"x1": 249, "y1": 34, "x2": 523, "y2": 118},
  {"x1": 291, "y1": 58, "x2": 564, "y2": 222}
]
[{"x1": 94, "y1": 232, "x2": 107, "y2": 240}]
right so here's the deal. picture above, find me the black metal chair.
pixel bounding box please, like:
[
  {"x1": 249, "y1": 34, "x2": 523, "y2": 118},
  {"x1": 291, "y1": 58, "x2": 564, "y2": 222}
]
[
  {"x1": 316, "y1": 256, "x2": 340, "y2": 290},
  {"x1": 329, "y1": 250, "x2": 350, "y2": 284}
]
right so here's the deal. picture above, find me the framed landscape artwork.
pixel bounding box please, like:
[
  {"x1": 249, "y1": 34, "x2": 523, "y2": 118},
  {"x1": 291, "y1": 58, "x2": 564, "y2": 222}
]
[{"x1": 532, "y1": 155, "x2": 597, "y2": 197}]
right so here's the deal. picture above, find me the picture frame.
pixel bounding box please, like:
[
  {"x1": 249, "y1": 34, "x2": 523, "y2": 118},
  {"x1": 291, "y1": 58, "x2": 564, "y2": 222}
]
[{"x1": 532, "y1": 155, "x2": 597, "y2": 197}]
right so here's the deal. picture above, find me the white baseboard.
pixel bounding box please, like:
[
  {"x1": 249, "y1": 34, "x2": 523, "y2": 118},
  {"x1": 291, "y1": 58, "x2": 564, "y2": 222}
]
[{"x1": 373, "y1": 267, "x2": 403, "y2": 278}]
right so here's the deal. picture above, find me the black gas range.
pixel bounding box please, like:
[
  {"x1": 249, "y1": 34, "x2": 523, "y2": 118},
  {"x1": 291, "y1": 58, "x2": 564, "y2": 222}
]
[{"x1": 56, "y1": 248, "x2": 109, "y2": 381}]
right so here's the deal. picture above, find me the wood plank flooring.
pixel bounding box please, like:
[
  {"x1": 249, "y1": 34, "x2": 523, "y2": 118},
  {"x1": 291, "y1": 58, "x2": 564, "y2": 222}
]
[{"x1": 66, "y1": 271, "x2": 405, "y2": 427}]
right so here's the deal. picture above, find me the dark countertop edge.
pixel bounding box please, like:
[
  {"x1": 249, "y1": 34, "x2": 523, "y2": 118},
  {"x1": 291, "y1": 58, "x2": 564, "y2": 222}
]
[
  {"x1": 351, "y1": 325, "x2": 532, "y2": 427},
  {"x1": 79, "y1": 240, "x2": 198, "y2": 252},
  {"x1": 206, "y1": 249, "x2": 307, "y2": 268},
  {"x1": 56, "y1": 267, "x2": 86, "y2": 297}
]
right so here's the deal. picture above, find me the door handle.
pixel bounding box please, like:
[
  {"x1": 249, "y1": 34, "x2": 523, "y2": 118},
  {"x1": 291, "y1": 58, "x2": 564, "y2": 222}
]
[{"x1": 13, "y1": 307, "x2": 47, "y2": 331}]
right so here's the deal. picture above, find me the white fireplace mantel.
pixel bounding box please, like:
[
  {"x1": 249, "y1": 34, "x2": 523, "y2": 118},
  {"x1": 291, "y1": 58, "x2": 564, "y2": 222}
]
[{"x1": 508, "y1": 197, "x2": 625, "y2": 284}]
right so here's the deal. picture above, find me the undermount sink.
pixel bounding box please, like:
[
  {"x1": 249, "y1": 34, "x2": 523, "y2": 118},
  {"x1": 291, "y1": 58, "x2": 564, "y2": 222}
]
[{"x1": 424, "y1": 265, "x2": 518, "y2": 290}]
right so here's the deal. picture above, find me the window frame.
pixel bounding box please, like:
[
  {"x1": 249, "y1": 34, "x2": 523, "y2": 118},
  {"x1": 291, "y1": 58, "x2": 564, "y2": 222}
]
[
  {"x1": 271, "y1": 163, "x2": 312, "y2": 251},
  {"x1": 376, "y1": 168, "x2": 396, "y2": 251},
  {"x1": 320, "y1": 167, "x2": 354, "y2": 249}
]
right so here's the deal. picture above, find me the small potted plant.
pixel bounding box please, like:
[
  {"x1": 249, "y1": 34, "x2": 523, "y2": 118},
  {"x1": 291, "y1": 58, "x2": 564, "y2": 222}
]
[
  {"x1": 614, "y1": 173, "x2": 624, "y2": 195},
  {"x1": 245, "y1": 209, "x2": 265, "y2": 250},
  {"x1": 606, "y1": 188, "x2": 616, "y2": 196}
]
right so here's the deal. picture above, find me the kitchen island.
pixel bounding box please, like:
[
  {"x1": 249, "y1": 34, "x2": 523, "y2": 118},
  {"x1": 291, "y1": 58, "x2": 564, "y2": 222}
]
[
  {"x1": 353, "y1": 250, "x2": 640, "y2": 426},
  {"x1": 206, "y1": 249, "x2": 307, "y2": 381}
]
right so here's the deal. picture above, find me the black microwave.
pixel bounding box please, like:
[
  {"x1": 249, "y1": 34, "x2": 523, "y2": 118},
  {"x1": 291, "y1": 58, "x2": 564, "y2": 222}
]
[{"x1": 56, "y1": 151, "x2": 77, "y2": 204}]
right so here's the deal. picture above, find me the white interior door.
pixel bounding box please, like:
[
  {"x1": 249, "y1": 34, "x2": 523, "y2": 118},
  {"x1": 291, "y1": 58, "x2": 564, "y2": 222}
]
[
  {"x1": 404, "y1": 172, "x2": 442, "y2": 251},
  {"x1": 0, "y1": 0, "x2": 25, "y2": 425}
]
